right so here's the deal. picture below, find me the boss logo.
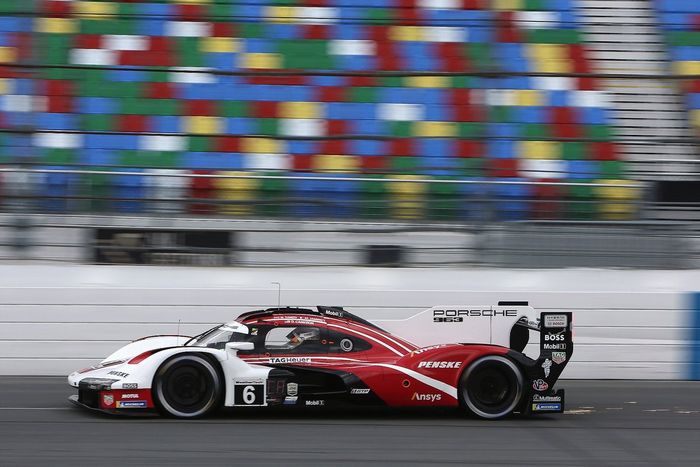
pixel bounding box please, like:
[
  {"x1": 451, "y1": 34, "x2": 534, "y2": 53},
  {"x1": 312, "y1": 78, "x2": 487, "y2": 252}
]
[{"x1": 544, "y1": 333, "x2": 565, "y2": 341}]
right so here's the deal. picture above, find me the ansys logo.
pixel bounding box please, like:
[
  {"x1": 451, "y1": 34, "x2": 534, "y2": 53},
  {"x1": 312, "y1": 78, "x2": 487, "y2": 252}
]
[{"x1": 411, "y1": 392, "x2": 441, "y2": 402}]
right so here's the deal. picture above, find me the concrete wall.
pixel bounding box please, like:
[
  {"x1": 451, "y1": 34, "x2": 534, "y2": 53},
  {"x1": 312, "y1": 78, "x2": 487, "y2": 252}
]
[{"x1": 1, "y1": 264, "x2": 698, "y2": 379}]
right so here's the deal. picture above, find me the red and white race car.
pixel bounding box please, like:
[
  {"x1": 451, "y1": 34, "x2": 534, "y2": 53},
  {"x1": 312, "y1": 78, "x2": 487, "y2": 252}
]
[{"x1": 68, "y1": 302, "x2": 572, "y2": 419}]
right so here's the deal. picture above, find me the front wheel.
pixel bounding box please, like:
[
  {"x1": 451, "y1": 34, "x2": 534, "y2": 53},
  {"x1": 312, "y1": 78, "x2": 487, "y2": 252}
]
[
  {"x1": 154, "y1": 354, "x2": 222, "y2": 418},
  {"x1": 459, "y1": 355, "x2": 523, "y2": 420}
]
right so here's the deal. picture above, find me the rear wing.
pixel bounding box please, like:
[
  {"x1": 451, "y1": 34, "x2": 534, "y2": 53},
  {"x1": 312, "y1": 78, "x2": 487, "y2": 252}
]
[{"x1": 509, "y1": 311, "x2": 574, "y2": 415}]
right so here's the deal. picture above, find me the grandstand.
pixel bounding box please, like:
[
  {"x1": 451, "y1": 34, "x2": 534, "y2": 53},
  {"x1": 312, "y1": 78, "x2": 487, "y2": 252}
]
[{"x1": 0, "y1": 0, "x2": 696, "y2": 221}]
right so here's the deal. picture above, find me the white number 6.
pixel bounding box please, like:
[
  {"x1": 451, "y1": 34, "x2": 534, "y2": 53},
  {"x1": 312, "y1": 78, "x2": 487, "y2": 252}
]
[{"x1": 243, "y1": 385, "x2": 256, "y2": 404}]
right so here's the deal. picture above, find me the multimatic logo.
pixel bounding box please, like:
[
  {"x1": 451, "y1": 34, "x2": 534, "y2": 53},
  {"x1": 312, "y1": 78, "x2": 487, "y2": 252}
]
[
  {"x1": 533, "y1": 394, "x2": 562, "y2": 403},
  {"x1": 433, "y1": 309, "x2": 517, "y2": 323}
]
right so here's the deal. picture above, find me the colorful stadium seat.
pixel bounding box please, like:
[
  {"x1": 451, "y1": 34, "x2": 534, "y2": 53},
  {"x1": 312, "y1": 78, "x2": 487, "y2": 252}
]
[{"x1": 0, "y1": 0, "x2": 633, "y2": 220}]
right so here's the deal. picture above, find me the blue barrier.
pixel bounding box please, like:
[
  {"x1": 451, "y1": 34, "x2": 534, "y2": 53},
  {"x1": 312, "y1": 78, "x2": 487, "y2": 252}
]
[{"x1": 691, "y1": 293, "x2": 700, "y2": 380}]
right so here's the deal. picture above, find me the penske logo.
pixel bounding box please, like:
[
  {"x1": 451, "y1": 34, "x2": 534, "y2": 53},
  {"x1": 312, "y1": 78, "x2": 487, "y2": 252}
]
[{"x1": 417, "y1": 361, "x2": 462, "y2": 369}]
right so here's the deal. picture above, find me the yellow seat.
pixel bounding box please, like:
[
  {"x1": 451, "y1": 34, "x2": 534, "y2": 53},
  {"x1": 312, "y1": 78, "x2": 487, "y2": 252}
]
[
  {"x1": 674, "y1": 61, "x2": 700, "y2": 76},
  {"x1": 313, "y1": 154, "x2": 359, "y2": 173},
  {"x1": 514, "y1": 90, "x2": 544, "y2": 107},
  {"x1": 279, "y1": 101, "x2": 323, "y2": 119},
  {"x1": 183, "y1": 116, "x2": 224, "y2": 135},
  {"x1": 200, "y1": 37, "x2": 240, "y2": 54},
  {"x1": 492, "y1": 0, "x2": 523, "y2": 10},
  {"x1": 520, "y1": 141, "x2": 561, "y2": 160},
  {"x1": 75, "y1": 1, "x2": 117, "y2": 19},
  {"x1": 215, "y1": 171, "x2": 260, "y2": 216},
  {"x1": 389, "y1": 26, "x2": 424, "y2": 42},
  {"x1": 594, "y1": 179, "x2": 640, "y2": 220},
  {"x1": 413, "y1": 121, "x2": 457, "y2": 138},
  {"x1": 0, "y1": 47, "x2": 16, "y2": 64},
  {"x1": 265, "y1": 6, "x2": 296, "y2": 24},
  {"x1": 239, "y1": 53, "x2": 282, "y2": 70},
  {"x1": 404, "y1": 76, "x2": 451, "y2": 88},
  {"x1": 241, "y1": 138, "x2": 284, "y2": 154},
  {"x1": 36, "y1": 18, "x2": 78, "y2": 34},
  {"x1": 389, "y1": 175, "x2": 427, "y2": 220}
]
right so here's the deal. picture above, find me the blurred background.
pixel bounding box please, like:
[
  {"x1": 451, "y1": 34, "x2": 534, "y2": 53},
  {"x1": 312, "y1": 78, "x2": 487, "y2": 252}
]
[{"x1": 0, "y1": 0, "x2": 699, "y2": 380}]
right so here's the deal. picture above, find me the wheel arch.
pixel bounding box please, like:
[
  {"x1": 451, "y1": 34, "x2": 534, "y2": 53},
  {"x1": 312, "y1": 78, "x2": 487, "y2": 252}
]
[{"x1": 457, "y1": 353, "x2": 526, "y2": 419}]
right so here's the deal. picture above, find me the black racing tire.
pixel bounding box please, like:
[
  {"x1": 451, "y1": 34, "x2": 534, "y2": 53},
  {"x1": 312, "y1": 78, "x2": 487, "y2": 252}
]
[
  {"x1": 459, "y1": 355, "x2": 524, "y2": 420},
  {"x1": 153, "y1": 354, "x2": 222, "y2": 418}
]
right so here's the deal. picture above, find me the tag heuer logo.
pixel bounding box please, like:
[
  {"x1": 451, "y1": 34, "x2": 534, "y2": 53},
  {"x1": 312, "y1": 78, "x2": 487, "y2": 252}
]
[
  {"x1": 552, "y1": 352, "x2": 566, "y2": 365},
  {"x1": 287, "y1": 382, "x2": 298, "y2": 397}
]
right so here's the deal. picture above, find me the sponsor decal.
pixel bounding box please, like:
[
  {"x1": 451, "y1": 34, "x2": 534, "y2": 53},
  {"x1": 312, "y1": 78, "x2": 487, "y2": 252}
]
[
  {"x1": 417, "y1": 361, "x2": 462, "y2": 369},
  {"x1": 532, "y1": 379, "x2": 549, "y2": 392},
  {"x1": 411, "y1": 393, "x2": 442, "y2": 402},
  {"x1": 235, "y1": 378, "x2": 264, "y2": 384},
  {"x1": 122, "y1": 383, "x2": 138, "y2": 389},
  {"x1": 305, "y1": 400, "x2": 325, "y2": 406},
  {"x1": 544, "y1": 332, "x2": 565, "y2": 342},
  {"x1": 268, "y1": 357, "x2": 312, "y2": 364},
  {"x1": 250, "y1": 328, "x2": 258, "y2": 336},
  {"x1": 544, "y1": 314, "x2": 568, "y2": 329},
  {"x1": 339, "y1": 338, "x2": 354, "y2": 352},
  {"x1": 532, "y1": 403, "x2": 562, "y2": 412},
  {"x1": 552, "y1": 352, "x2": 566, "y2": 365},
  {"x1": 324, "y1": 309, "x2": 343, "y2": 317},
  {"x1": 102, "y1": 394, "x2": 114, "y2": 406},
  {"x1": 533, "y1": 394, "x2": 562, "y2": 403},
  {"x1": 106, "y1": 371, "x2": 129, "y2": 378},
  {"x1": 121, "y1": 393, "x2": 140, "y2": 399},
  {"x1": 541, "y1": 359, "x2": 552, "y2": 378},
  {"x1": 234, "y1": 383, "x2": 265, "y2": 406},
  {"x1": 283, "y1": 396, "x2": 298, "y2": 405},
  {"x1": 411, "y1": 344, "x2": 449, "y2": 355},
  {"x1": 433, "y1": 309, "x2": 517, "y2": 323},
  {"x1": 287, "y1": 382, "x2": 298, "y2": 397},
  {"x1": 350, "y1": 388, "x2": 371, "y2": 395},
  {"x1": 116, "y1": 400, "x2": 147, "y2": 408},
  {"x1": 543, "y1": 343, "x2": 567, "y2": 350}
]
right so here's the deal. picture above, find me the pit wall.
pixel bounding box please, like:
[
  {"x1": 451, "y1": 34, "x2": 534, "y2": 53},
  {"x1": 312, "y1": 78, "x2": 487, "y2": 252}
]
[{"x1": 0, "y1": 265, "x2": 698, "y2": 379}]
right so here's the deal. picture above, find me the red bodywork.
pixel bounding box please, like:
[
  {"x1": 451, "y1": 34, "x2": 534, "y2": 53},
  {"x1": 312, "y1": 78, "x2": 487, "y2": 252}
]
[{"x1": 237, "y1": 313, "x2": 510, "y2": 407}]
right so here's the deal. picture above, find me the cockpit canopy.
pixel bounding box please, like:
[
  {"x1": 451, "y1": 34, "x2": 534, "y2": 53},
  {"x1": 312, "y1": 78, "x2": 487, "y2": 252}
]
[{"x1": 186, "y1": 321, "x2": 251, "y2": 349}]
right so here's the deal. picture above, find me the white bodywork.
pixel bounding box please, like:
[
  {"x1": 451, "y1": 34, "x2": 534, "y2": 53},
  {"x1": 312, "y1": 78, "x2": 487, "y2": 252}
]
[
  {"x1": 68, "y1": 326, "x2": 273, "y2": 408},
  {"x1": 374, "y1": 304, "x2": 537, "y2": 349}
]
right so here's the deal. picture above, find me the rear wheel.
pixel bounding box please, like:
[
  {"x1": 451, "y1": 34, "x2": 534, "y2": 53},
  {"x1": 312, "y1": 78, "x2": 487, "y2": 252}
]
[
  {"x1": 459, "y1": 355, "x2": 523, "y2": 420},
  {"x1": 154, "y1": 354, "x2": 222, "y2": 418}
]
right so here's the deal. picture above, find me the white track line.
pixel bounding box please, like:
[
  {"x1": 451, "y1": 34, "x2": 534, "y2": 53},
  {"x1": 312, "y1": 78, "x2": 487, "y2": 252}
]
[{"x1": 0, "y1": 407, "x2": 72, "y2": 410}]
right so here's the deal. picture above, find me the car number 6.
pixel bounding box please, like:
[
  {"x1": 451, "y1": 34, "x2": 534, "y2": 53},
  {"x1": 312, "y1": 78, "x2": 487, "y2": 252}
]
[{"x1": 243, "y1": 385, "x2": 256, "y2": 404}]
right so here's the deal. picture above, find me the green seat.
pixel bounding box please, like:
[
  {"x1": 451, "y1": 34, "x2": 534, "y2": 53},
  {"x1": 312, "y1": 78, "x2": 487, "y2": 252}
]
[
  {"x1": 428, "y1": 179, "x2": 461, "y2": 220},
  {"x1": 567, "y1": 181, "x2": 596, "y2": 220},
  {"x1": 258, "y1": 175, "x2": 288, "y2": 217},
  {"x1": 359, "y1": 177, "x2": 389, "y2": 219}
]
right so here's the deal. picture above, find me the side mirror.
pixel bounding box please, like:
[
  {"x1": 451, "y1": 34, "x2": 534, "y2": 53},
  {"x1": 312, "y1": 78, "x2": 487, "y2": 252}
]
[{"x1": 225, "y1": 342, "x2": 254, "y2": 353}]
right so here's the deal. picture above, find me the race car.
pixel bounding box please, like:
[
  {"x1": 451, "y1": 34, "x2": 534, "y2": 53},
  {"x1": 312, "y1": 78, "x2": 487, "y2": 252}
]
[{"x1": 68, "y1": 302, "x2": 573, "y2": 419}]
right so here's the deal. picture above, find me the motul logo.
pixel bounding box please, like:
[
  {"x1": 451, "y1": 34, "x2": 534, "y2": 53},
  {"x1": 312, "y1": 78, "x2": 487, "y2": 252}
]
[
  {"x1": 417, "y1": 361, "x2": 462, "y2": 369},
  {"x1": 411, "y1": 393, "x2": 441, "y2": 402}
]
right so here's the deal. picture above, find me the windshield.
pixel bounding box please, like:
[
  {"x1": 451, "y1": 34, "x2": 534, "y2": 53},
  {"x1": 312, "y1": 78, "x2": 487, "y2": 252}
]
[{"x1": 186, "y1": 322, "x2": 251, "y2": 349}]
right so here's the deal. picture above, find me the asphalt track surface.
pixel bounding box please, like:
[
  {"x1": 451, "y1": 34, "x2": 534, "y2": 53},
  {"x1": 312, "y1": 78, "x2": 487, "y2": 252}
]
[{"x1": 0, "y1": 378, "x2": 698, "y2": 466}]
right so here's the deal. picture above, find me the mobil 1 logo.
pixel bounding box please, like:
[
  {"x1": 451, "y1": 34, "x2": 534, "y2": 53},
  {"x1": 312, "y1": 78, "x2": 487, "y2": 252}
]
[{"x1": 234, "y1": 383, "x2": 265, "y2": 406}]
